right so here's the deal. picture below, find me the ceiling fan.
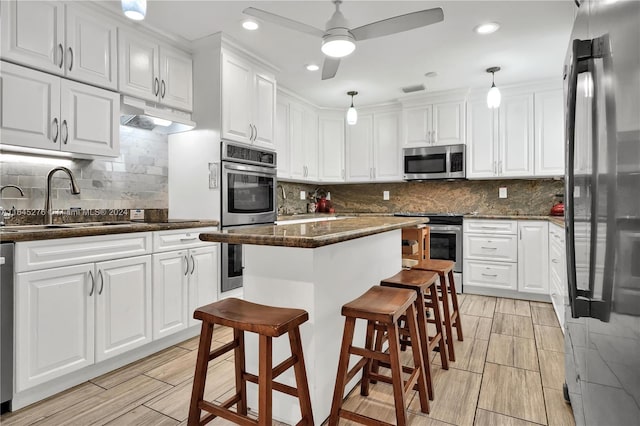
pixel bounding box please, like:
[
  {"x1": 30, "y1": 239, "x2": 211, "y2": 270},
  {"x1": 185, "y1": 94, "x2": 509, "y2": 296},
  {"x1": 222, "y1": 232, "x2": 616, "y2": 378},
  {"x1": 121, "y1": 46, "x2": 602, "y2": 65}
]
[{"x1": 243, "y1": 0, "x2": 444, "y2": 80}]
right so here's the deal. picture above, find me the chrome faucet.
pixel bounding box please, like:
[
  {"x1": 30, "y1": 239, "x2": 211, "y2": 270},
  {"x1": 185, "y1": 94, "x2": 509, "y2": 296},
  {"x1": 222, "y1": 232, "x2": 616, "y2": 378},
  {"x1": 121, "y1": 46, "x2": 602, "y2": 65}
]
[
  {"x1": 44, "y1": 167, "x2": 80, "y2": 225},
  {"x1": 0, "y1": 184, "x2": 25, "y2": 226}
]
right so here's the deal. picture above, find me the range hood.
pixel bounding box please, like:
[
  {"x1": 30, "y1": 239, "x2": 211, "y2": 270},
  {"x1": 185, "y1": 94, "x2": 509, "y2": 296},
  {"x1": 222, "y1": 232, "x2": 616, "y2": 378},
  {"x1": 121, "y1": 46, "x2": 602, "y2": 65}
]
[{"x1": 120, "y1": 96, "x2": 196, "y2": 134}]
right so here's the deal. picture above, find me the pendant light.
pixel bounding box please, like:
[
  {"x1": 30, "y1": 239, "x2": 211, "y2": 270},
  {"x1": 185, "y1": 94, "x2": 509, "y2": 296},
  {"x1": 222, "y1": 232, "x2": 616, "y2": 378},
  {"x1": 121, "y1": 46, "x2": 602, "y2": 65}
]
[
  {"x1": 121, "y1": 0, "x2": 146, "y2": 21},
  {"x1": 346, "y1": 91, "x2": 358, "y2": 125},
  {"x1": 486, "y1": 66, "x2": 501, "y2": 109}
]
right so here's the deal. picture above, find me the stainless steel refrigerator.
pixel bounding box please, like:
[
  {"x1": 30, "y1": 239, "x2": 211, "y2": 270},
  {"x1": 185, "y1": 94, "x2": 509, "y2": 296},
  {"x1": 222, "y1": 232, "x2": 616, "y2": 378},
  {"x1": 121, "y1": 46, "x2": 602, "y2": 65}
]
[{"x1": 563, "y1": 0, "x2": 640, "y2": 424}]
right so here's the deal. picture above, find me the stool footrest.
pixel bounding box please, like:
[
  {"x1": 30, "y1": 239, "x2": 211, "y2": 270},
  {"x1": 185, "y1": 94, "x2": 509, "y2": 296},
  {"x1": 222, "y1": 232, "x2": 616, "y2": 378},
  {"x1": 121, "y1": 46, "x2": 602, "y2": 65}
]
[
  {"x1": 350, "y1": 346, "x2": 389, "y2": 363},
  {"x1": 273, "y1": 354, "x2": 298, "y2": 379},
  {"x1": 244, "y1": 372, "x2": 299, "y2": 398},
  {"x1": 339, "y1": 408, "x2": 393, "y2": 426},
  {"x1": 208, "y1": 339, "x2": 238, "y2": 361},
  {"x1": 199, "y1": 400, "x2": 257, "y2": 426},
  {"x1": 345, "y1": 357, "x2": 369, "y2": 384}
]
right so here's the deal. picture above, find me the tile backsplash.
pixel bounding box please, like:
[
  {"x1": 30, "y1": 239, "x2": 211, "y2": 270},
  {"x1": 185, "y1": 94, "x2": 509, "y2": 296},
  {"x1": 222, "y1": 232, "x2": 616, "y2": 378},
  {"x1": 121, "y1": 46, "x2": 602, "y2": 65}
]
[
  {"x1": 0, "y1": 127, "x2": 169, "y2": 214},
  {"x1": 279, "y1": 179, "x2": 565, "y2": 216}
]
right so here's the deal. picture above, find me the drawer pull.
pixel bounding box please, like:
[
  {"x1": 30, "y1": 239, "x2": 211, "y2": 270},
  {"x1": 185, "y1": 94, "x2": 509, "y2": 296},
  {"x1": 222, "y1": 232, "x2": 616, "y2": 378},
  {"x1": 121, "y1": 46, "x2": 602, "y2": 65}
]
[
  {"x1": 481, "y1": 246, "x2": 497, "y2": 250},
  {"x1": 481, "y1": 273, "x2": 498, "y2": 277},
  {"x1": 481, "y1": 226, "x2": 498, "y2": 229},
  {"x1": 180, "y1": 236, "x2": 198, "y2": 242},
  {"x1": 551, "y1": 259, "x2": 560, "y2": 263}
]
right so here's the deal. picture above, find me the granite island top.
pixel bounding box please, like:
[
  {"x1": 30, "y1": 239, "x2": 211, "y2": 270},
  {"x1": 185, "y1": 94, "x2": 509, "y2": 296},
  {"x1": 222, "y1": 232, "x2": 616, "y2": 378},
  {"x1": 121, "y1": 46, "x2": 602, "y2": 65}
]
[
  {"x1": 199, "y1": 216, "x2": 429, "y2": 248},
  {"x1": 0, "y1": 220, "x2": 219, "y2": 243}
]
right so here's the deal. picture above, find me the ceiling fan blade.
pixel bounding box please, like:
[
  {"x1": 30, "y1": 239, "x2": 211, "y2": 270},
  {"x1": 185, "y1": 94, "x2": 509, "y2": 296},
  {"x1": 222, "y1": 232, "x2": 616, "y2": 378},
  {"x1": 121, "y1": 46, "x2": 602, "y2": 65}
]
[
  {"x1": 321, "y1": 57, "x2": 341, "y2": 80},
  {"x1": 243, "y1": 7, "x2": 325, "y2": 38},
  {"x1": 350, "y1": 7, "x2": 444, "y2": 41}
]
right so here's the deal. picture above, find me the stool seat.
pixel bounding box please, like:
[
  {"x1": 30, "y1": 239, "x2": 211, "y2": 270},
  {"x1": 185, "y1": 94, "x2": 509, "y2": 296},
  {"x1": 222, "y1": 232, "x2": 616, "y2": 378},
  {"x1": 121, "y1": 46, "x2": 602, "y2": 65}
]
[
  {"x1": 414, "y1": 259, "x2": 455, "y2": 273},
  {"x1": 194, "y1": 298, "x2": 308, "y2": 337},
  {"x1": 342, "y1": 286, "x2": 416, "y2": 324},
  {"x1": 380, "y1": 269, "x2": 439, "y2": 290}
]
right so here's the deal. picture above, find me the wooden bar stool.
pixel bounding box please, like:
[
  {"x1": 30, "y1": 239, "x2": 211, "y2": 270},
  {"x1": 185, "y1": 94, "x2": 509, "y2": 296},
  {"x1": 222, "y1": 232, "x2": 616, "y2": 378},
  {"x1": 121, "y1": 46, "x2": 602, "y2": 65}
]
[
  {"x1": 380, "y1": 269, "x2": 449, "y2": 400},
  {"x1": 329, "y1": 286, "x2": 429, "y2": 426},
  {"x1": 412, "y1": 259, "x2": 463, "y2": 362},
  {"x1": 188, "y1": 298, "x2": 314, "y2": 426}
]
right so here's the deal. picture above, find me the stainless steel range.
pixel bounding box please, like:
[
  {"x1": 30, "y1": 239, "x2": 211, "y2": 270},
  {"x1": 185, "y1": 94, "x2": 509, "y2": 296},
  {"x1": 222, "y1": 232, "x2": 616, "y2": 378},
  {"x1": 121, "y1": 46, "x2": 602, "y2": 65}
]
[{"x1": 394, "y1": 212, "x2": 463, "y2": 291}]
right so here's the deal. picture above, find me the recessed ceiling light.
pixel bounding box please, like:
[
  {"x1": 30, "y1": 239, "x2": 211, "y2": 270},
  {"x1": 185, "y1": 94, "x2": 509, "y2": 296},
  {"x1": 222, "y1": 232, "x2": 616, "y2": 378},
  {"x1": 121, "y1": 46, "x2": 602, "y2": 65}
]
[
  {"x1": 424, "y1": 71, "x2": 438, "y2": 78},
  {"x1": 474, "y1": 22, "x2": 500, "y2": 35},
  {"x1": 242, "y1": 18, "x2": 259, "y2": 31},
  {"x1": 306, "y1": 64, "x2": 320, "y2": 72}
]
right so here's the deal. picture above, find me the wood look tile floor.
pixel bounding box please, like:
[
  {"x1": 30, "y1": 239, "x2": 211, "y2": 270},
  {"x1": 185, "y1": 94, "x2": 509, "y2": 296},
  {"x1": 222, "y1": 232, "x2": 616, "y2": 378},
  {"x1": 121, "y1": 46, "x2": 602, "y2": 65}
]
[{"x1": 1, "y1": 295, "x2": 575, "y2": 426}]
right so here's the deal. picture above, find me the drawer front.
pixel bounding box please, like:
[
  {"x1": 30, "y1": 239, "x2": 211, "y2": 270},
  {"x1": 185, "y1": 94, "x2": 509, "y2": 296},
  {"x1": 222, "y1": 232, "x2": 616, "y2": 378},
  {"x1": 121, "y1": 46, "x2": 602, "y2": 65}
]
[
  {"x1": 153, "y1": 227, "x2": 218, "y2": 252},
  {"x1": 15, "y1": 232, "x2": 152, "y2": 272},
  {"x1": 549, "y1": 278, "x2": 565, "y2": 330},
  {"x1": 464, "y1": 234, "x2": 518, "y2": 262},
  {"x1": 464, "y1": 260, "x2": 518, "y2": 290},
  {"x1": 464, "y1": 219, "x2": 517, "y2": 235},
  {"x1": 549, "y1": 223, "x2": 565, "y2": 244}
]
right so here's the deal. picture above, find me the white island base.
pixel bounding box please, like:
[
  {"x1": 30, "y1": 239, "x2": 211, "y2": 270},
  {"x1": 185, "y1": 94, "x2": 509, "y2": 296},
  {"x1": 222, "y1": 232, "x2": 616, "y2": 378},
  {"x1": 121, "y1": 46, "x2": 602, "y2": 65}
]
[{"x1": 240, "y1": 229, "x2": 401, "y2": 425}]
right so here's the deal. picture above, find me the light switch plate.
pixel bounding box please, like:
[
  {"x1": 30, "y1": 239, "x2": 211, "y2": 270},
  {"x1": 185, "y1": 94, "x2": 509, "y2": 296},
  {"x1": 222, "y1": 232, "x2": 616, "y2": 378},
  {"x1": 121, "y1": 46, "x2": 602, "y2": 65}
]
[
  {"x1": 130, "y1": 209, "x2": 144, "y2": 220},
  {"x1": 499, "y1": 187, "x2": 508, "y2": 199},
  {"x1": 383, "y1": 191, "x2": 390, "y2": 201},
  {"x1": 300, "y1": 191, "x2": 306, "y2": 200}
]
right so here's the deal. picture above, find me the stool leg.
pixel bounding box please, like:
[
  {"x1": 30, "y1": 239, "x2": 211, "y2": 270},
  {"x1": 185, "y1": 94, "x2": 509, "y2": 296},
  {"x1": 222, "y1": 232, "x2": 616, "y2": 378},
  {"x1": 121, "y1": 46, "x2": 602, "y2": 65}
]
[
  {"x1": 188, "y1": 322, "x2": 214, "y2": 425},
  {"x1": 438, "y1": 272, "x2": 456, "y2": 362},
  {"x1": 288, "y1": 327, "x2": 314, "y2": 425},
  {"x1": 370, "y1": 323, "x2": 386, "y2": 384},
  {"x1": 234, "y1": 328, "x2": 247, "y2": 416},
  {"x1": 258, "y1": 335, "x2": 273, "y2": 426},
  {"x1": 360, "y1": 320, "x2": 376, "y2": 397},
  {"x1": 329, "y1": 317, "x2": 357, "y2": 426},
  {"x1": 428, "y1": 285, "x2": 449, "y2": 370},
  {"x1": 405, "y1": 304, "x2": 429, "y2": 414},
  {"x1": 387, "y1": 321, "x2": 408, "y2": 426},
  {"x1": 414, "y1": 292, "x2": 434, "y2": 401},
  {"x1": 448, "y1": 270, "x2": 464, "y2": 341}
]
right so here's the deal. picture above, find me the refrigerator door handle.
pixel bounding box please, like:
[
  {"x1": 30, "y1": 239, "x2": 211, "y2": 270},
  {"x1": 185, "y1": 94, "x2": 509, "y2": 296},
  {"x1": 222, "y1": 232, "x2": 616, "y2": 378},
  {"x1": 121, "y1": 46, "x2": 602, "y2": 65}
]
[{"x1": 565, "y1": 38, "x2": 593, "y2": 319}]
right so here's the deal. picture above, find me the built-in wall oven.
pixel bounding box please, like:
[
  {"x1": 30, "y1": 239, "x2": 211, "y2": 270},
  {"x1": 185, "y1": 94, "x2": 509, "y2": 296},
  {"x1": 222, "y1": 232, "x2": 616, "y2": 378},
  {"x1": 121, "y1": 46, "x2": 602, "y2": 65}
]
[
  {"x1": 220, "y1": 141, "x2": 277, "y2": 292},
  {"x1": 395, "y1": 213, "x2": 463, "y2": 291}
]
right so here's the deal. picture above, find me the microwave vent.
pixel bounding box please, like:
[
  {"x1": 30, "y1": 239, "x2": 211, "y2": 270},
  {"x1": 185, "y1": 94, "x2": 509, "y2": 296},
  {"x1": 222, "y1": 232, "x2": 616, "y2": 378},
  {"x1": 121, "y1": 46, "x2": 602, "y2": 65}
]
[{"x1": 402, "y1": 84, "x2": 426, "y2": 93}]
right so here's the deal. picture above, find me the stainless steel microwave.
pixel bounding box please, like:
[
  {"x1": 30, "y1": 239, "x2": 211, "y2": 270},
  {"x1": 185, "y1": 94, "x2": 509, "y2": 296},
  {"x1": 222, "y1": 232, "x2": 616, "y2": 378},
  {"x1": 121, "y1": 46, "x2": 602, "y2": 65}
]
[{"x1": 403, "y1": 144, "x2": 466, "y2": 180}]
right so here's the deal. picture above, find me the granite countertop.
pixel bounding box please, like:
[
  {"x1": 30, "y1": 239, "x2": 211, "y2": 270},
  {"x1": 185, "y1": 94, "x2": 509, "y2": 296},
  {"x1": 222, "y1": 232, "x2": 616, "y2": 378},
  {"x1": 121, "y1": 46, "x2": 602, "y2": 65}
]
[
  {"x1": 465, "y1": 214, "x2": 565, "y2": 227},
  {"x1": 199, "y1": 216, "x2": 428, "y2": 248},
  {"x1": 0, "y1": 220, "x2": 219, "y2": 243}
]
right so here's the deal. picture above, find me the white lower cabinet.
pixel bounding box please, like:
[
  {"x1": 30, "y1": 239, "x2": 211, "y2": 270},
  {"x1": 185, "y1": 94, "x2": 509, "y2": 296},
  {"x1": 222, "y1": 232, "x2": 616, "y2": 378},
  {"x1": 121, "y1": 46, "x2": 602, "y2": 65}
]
[
  {"x1": 152, "y1": 245, "x2": 218, "y2": 338},
  {"x1": 15, "y1": 255, "x2": 151, "y2": 391},
  {"x1": 464, "y1": 219, "x2": 550, "y2": 299},
  {"x1": 548, "y1": 223, "x2": 566, "y2": 331}
]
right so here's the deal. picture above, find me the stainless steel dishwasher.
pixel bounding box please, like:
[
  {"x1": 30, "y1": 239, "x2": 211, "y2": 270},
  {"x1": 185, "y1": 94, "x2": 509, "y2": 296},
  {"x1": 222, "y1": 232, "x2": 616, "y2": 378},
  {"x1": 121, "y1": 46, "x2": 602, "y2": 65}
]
[{"x1": 1, "y1": 242, "x2": 14, "y2": 413}]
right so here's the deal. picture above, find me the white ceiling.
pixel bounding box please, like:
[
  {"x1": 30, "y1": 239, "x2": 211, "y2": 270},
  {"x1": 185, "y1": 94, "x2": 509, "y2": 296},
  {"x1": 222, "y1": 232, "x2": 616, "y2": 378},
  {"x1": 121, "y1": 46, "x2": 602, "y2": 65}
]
[{"x1": 102, "y1": 0, "x2": 576, "y2": 108}]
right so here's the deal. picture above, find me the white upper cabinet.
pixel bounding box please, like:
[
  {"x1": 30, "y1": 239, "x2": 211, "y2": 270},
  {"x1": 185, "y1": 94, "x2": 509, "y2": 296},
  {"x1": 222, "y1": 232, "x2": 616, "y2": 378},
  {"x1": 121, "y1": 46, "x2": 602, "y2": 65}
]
[
  {"x1": 534, "y1": 89, "x2": 565, "y2": 176},
  {"x1": 346, "y1": 109, "x2": 402, "y2": 182},
  {"x1": 318, "y1": 112, "x2": 345, "y2": 182},
  {"x1": 0, "y1": 61, "x2": 119, "y2": 157},
  {"x1": 467, "y1": 92, "x2": 534, "y2": 178},
  {"x1": 275, "y1": 99, "x2": 291, "y2": 179},
  {"x1": 1, "y1": 1, "x2": 117, "y2": 90},
  {"x1": 119, "y1": 28, "x2": 193, "y2": 111},
  {"x1": 221, "y1": 50, "x2": 275, "y2": 148},
  {"x1": 403, "y1": 99, "x2": 465, "y2": 147}
]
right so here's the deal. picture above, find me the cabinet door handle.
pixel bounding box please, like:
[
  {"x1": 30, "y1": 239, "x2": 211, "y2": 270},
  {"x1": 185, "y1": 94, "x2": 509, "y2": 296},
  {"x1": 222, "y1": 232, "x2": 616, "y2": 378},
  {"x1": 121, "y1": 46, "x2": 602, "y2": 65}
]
[
  {"x1": 373, "y1": 167, "x2": 376, "y2": 178},
  {"x1": 190, "y1": 255, "x2": 195, "y2": 275},
  {"x1": 62, "y1": 120, "x2": 68, "y2": 144},
  {"x1": 184, "y1": 255, "x2": 189, "y2": 276},
  {"x1": 552, "y1": 258, "x2": 560, "y2": 264},
  {"x1": 67, "y1": 47, "x2": 73, "y2": 71},
  {"x1": 88, "y1": 270, "x2": 95, "y2": 296},
  {"x1": 161, "y1": 80, "x2": 166, "y2": 98},
  {"x1": 253, "y1": 124, "x2": 257, "y2": 141},
  {"x1": 498, "y1": 160, "x2": 502, "y2": 175},
  {"x1": 519, "y1": 228, "x2": 522, "y2": 239},
  {"x1": 52, "y1": 118, "x2": 59, "y2": 143},
  {"x1": 249, "y1": 124, "x2": 254, "y2": 141},
  {"x1": 154, "y1": 78, "x2": 160, "y2": 96},
  {"x1": 432, "y1": 131, "x2": 437, "y2": 143},
  {"x1": 57, "y1": 43, "x2": 64, "y2": 68},
  {"x1": 481, "y1": 273, "x2": 498, "y2": 277},
  {"x1": 97, "y1": 269, "x2": 104, "y2": 295},
  {"x1": 481, "y1": 246, "x2": 497, "y2": 250}
]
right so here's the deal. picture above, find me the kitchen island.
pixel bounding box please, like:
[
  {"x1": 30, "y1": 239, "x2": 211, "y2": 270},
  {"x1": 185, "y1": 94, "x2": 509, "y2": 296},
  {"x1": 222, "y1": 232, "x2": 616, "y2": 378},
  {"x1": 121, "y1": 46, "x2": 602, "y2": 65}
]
[{"x1": 199, "y1": 216, "x2": 427, "y2": 424}]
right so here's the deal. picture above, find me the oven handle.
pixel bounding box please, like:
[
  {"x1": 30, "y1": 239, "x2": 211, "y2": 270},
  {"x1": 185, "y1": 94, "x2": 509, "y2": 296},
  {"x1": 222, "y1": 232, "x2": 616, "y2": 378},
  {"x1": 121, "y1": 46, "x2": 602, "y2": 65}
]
[
  {"x1": 223, "y1": 162, "x2": 277, "y2": 175},
  {"x1": 427, "y1": 225, "x2": 461, "y2": 233}
]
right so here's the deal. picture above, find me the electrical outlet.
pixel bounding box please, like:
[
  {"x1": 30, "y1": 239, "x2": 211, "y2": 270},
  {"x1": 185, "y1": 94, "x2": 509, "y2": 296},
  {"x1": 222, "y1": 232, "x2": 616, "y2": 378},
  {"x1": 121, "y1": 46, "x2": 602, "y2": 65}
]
[
  {"x1": 383, "y1": 191, "x2": 390, "y2": 201},
  {"x1": 300, "y1": 190, "x2": 306, "y2": 200},
  {"x1": 499, "y1": 187, "x2": 508, "y2": 199}
]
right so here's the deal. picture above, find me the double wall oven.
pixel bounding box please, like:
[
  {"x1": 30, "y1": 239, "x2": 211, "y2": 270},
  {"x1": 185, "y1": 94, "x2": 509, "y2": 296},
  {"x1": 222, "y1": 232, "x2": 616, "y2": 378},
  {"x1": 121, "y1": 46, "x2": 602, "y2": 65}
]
[{"x1": 220, "y1": 141, "x2": 277, "y2": 292}]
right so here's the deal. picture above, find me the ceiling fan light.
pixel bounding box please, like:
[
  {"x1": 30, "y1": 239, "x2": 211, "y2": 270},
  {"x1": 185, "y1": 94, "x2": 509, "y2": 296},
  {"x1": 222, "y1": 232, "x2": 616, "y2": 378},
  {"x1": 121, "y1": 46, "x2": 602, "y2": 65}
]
[
  {"x1": 121, "y1": 0, "x2": 146, "y2": 21},
  {"x1": 306, "y1": 64, "x2": 320, "y2": 71},
  {"x1": 487, "y1": 85, "x2": 501, "y2": 109},
  {"x1": 474, "y1": 22, "x2": 500, "y2": 35},
  {"x1": 321, "y1": 36, "x2": 355, "y2": 58}
]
